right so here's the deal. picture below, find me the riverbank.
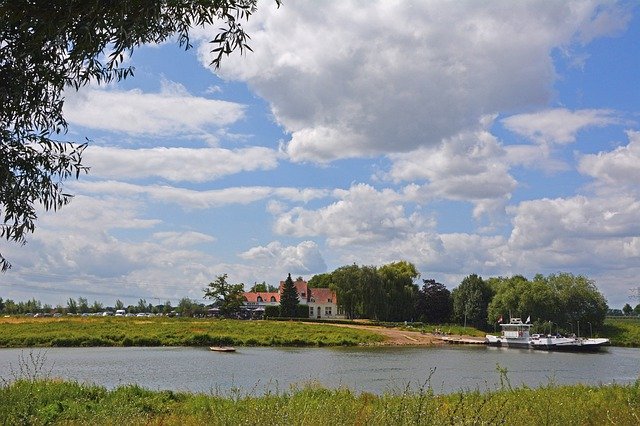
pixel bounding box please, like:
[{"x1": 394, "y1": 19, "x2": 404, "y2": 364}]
[
  {"x1": 0, "y1": 317, "x2": 384, "y2": 348},
  {"x1": 1, "y1": 377, "x2": 638, "y2": 425}
]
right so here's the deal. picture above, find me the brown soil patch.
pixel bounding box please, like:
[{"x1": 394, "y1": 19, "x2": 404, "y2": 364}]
[{"x1": 328, "y1": 323, "x2": 448, "y2": 346}]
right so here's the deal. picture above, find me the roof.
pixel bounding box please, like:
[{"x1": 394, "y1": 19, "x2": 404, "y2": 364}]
[
  {"x1": 279, "y1": 279, "x2": 309, "y2": 301},
  {"x1": 243, "y1": 292, "x2": 280, "y2": 303},
  {"x1": 309, "y1": 288, "x2": 336, "y2": 303}
]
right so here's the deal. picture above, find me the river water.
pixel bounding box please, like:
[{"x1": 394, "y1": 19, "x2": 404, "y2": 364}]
[{"x1": 0, "y1": 345, "x2": 638, "y2": 395}]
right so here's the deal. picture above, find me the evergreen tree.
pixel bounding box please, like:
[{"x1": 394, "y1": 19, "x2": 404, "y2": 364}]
[{"x1": 280, "y1": 273, "x2": 299, "y2": 317}]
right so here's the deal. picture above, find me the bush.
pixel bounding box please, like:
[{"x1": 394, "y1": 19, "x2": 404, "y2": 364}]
[{"x1": 264, "y1": 306, "x2": 280, "y2": 318}]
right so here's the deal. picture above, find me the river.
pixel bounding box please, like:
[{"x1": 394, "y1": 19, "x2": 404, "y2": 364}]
[{"x1": 0, "y1": 345, "x2": 638, "y2": 395}]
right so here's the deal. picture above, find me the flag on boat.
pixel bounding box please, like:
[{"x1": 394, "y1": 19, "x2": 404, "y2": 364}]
[
  {"x1": 497, "y1": 315, "x2": 503, "y2": 323},
  {"x1": 526, "y1": 315, "x2": 531, "y2": 323}
]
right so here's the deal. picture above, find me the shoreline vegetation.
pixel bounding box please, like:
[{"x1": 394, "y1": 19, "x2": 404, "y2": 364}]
[
  {"x1": 1, "y1": 377, "x2": 639, "y2": 424},
  {"x1": 0, "y1": 316, "x2": 637, "y2": 348}
]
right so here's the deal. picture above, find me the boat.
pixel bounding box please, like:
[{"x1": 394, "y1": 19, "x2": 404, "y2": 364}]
[
  {"x1": 485, "y1": 317, "x2": 611, "y2": 352},
  {"x1": 209, "y1": 346, "x2": 236, "y2": 352},
  {"x1": 485, "y1": 317, "x2": 532, "y2": 348},
  {"x1": 529, "y1": 334, "x2": 610, "y2": 352}
]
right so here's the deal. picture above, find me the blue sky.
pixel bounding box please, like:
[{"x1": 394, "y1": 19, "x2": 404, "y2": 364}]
[{"x1": 4, "y1": 0, "x2": 640, "y2": 309}]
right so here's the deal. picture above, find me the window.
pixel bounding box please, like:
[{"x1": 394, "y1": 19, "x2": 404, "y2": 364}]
[
  {"x1": 301, "y1": 292, "x2": 306, "y2": 298},
  {"x1": 309, "y1": 307, "x2": 314, "y2": 316},
  {"x1": 328, "y1": 298, "x2": 332, "y2": 303},
  {"x1": 256, "y1": 296, "x2": 263, "y2": 302},
  {"x1": 270, "y1": 296, "x2": 277, "y2": 302},
  {"x1": 325, "y1": 307, "x2": 332, "y2": 316}
]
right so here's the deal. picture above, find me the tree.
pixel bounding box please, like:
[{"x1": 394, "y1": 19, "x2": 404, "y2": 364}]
[
  {"x1": 249, "y1": 281, "x2": 277, "y2": 292},
  {"x1": 307, "y1": 273, "x2": 333, "y2": 289},
  {"x1": 91, "y1": 300, "x2": 103, "y2": 313},
  {"x1": 452, "y1": 274, "x2": 493, "y2": 328},
  {"x1": 77, "y1": 297, "x2": 89, "y2": 314},
  {"x1": 66, "y1": 298, "x2": 78, "y2": 314},
  {"x1": 279, "y1": 273, "x2": 299, "y2": 318},
  {"x1": 114, "y1": 299, "x2": 125, "y2": 310},
  {"x1": 378, "y1": 261, "x2": 420, "y2": 322},
  {"x1": 1, "y1": 0, "x2": 279, "y2": 271},
  {"x1": 137, "y1": 298, "x2": 148, "y2": 313},
  {"x1": 203, "y1": 273, "x2": 245, "y2": 317},
  {"x1": 623, "y1": 303, "x2": 633, "y2": 316},
  {"x1": 635, "y1": 304, "x2": 640, "y2": 316},
  {"x1": 415, "y1": 279, "x2": 452, "y2": 324}
]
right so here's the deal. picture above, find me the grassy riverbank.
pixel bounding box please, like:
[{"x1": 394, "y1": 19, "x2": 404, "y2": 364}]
[
  {"x1": 603, "y1": 317, "x2": 640, "y2": 347},
  {"x1": 1, "y1": 377, "x2": 638, "y2": 425},
  {"x1": 0, "y1": 317, "x2": 384, "y2": 348}
]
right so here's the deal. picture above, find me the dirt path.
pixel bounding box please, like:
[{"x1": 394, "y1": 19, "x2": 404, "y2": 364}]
[{"x1": 329, "y1": 323, "x2": 448, "y2": 346}]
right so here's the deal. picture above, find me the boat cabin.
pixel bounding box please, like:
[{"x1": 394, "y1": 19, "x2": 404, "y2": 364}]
[{"x1": 500, "y1": 318, "x2": 532, "y2": 339}]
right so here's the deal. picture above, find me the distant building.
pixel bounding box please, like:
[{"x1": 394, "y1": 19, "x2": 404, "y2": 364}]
[{"x1": 243, "y1": 278, "x2": 343, "y2": 319}]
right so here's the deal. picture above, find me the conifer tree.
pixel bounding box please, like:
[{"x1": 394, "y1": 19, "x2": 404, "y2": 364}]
[{"x1": 280, "y1": 273, "x2": 299, "y2": 317}]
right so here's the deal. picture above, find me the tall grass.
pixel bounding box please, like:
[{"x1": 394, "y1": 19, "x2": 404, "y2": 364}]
[
  {"x1": 0, "y1": 317, "x2": 384, "y2": 348},
  {"x1": 1, "y1": 375, "x2": 638, "y2": 425}
]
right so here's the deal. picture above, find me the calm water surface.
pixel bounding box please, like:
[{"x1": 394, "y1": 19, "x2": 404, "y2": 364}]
[{"x1": 0, "y1": 346, "x2": 638, "y2": 395}]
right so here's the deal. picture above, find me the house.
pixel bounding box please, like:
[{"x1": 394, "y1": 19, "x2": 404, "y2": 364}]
[{"x1": 242, "y1": 278, "x2": 343, "y2": 319}]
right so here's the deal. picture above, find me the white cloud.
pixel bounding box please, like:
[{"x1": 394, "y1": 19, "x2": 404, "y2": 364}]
[
  {"x1": 578, "y1": 130, "x2": 640, "y2": 193},
  {"x1": 198, "y1": 0, "x2": 627, "y2": 162},
  {"x1": 70, "y1": 181, "x2": 330, "y2": 209},
  {"x1": 84, "y1": 146, "x2": 279, "y2": 182},
  {"x1": 387, "y1": 125, "x2": 516, "y2": 217},
  {"x1": 64, "y1": 79, "x2": 245, "y2": 137},
  {"x1": 239, "y1": 240, "x2": 327, "y2": 275},
  {"x1": 273, "y1": 183, "x2": 431, "y2": 247},
  {"x1": 502, "y1": 108, "x2": 618, "y2": 146}
]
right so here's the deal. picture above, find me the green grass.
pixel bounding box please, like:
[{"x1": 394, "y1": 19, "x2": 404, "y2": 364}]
[
  {"x1": 0, "y1": 317, "x2": 384, "y2": 348},
  {"x1": 1, "y1": 377, "x2": 638, "y2": 425},
  {"x1": 602, "y1": 317, "x2": 640, "y2": 347}
]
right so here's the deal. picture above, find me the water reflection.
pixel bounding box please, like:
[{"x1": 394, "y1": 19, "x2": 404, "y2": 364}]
[{"x1": 0, "y1": 345, "x2": 637, "y2": 395}]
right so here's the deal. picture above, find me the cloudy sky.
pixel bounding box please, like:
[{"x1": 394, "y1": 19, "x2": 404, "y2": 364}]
[{"x1": 4, "y1": 0, "x2": 640, "y2": 309}]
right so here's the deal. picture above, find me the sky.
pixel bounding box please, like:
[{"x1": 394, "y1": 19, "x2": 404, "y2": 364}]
[{"x1": 3, "y1": 0, "x2": 640, "y2": 309}]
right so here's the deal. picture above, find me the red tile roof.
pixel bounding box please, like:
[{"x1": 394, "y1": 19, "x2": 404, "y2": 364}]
[
  {"x1": 243, "y1": 292, "x2": 280, "y2": 303},
  {"x1": 309, "y1": 288, "x2": 335, "y2": 303}
]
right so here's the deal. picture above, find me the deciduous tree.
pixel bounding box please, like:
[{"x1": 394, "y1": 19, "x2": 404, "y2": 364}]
[
  {"x1": 1, "y1": 0, "x2": 279, "y2": 271},
  {"x1": 203, "y1": 273, "x2": 245, "y2": 317},
  {"x1": 415, "y1": 279, "x2": 452, "y2": 324}
]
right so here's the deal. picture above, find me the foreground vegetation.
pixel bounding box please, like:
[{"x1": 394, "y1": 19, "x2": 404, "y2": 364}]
[
  {"x1": 0, "y1": 317, "x2": 384, "y2": 348},
  {"x1": 603, "y1": 317, "x2": 640, "y2": 347},
  {"x1": 1, "y1": 377, "x2": 638, "y2": 425}
]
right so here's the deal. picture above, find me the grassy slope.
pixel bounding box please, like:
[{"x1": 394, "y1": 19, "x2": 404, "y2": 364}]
[
  {"x1": 0, "y1": 317, "x2": 384, "y2": 348},
  {"x1": 1, "y1": 378, "x2": 638, "y2": 425},
  {"x1": 602, "y1": 317, "x2": 640, "y2": 347}
]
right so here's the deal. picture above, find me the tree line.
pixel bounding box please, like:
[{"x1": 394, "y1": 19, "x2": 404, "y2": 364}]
[
  {"x1": 0, "y1": 296, "x2": 211, "y2": 317},
  {"x1": 310, "y1": 262, "x2": 612, "y2": 334}
]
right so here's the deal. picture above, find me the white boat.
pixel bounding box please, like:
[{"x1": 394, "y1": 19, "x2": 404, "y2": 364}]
[
  {"x1": 485, "y1": 318, "x2": 532, "y2": 348},
  {"x1": 209, "y1": 346, "x2": 236, "y2": 352},
  {"x1": 529, "y1": 334, "x2": 610, "y2": 352}
]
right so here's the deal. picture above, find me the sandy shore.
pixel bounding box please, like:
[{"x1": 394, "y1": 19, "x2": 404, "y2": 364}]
[{"x1": 329, "y1": 323, "x2": 484, "y2": 346}]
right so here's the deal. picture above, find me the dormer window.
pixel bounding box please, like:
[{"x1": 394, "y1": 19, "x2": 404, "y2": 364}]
[
  {"x1": 270, "y1": 296, "x2": 276, "y2": 302},
  {"x1": 256, "y1": 296, "x2": 263, "y2": 302},
  {"x1": 328, "y1": 298, "x2": 332, "y2": 303},
  {"x1": 301, "y1": 292, "x2": 306, "y2": 298}
]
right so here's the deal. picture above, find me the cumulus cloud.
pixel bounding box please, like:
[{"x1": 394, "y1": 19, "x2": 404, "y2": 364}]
[
  {"x1": 387, "y1": 125, "x2": 516, "y2": 217},
  {"x1": 84, "y1": 146, "x2": 279, "y2": 182},
  {"x1": 578, "y1": 130, "x2": 640, "y2": 193},
  {"x1": 239, "y1": 240, "x2": 327, "y2": 275},
  {"x1": 64, "y1": 79, "x2": 245, "y2": 137},
  {"x1": 197, "y1": 0, "x2": 627, "y2": 162},
  {"x1": 273, "y1": 183, "x2": 431, "y2": 247}
]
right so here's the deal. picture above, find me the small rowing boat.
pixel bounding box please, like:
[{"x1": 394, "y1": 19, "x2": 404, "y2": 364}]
[{"x1": 209, "y1": 346, "x2": 236, "y2": 352}]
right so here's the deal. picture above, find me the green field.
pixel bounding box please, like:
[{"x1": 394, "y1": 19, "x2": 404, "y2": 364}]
[
  {"x1": 0, "y1": 317, "x2": 384, "y2": 348},
  {"x1": 1, "y1": 377, "x2": 638, "y2": 425}
]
